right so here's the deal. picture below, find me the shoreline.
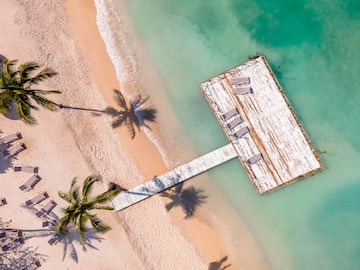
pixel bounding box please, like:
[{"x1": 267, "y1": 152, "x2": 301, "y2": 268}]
[{"x1": 1, "y1": 0, "x2": 269, "y2": 269}]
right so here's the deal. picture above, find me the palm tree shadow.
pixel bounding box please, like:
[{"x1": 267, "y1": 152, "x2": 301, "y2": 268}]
[
  {"x1": 105, "y1": 90, "x2": 157, "y2": 139},
  {"x1": 208, "y1": 256, "x2": 232, "y2": 270},
  {"x1": 60, "y1": 229, "x2": 104, "y2": 263},
  {"x1": 58, "y1": 104, "x2": 107, "y2": 117},
  {"x1": 161, "y1": 183, "x2": 208, "y2": 218}
]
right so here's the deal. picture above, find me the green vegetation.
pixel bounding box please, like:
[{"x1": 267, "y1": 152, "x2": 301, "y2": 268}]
[
  {"x1": 55, "y1": 176, "x2": 119, "y2": 242},
  {"x1": 0, "y1": 59, "x2": 60, "y2": 124}
]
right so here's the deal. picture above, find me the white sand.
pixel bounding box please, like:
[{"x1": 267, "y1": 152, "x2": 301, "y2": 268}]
[{"x1": 0, "y1": 0, "x2": 269, "y2": 269}]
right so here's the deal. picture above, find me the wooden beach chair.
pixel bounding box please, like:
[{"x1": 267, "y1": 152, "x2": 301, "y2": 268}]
[
  {"x1": 232, "y1": 86, "x2": 252, "y2": 95},
  {"x1": 25, "y1": 192, "x2": 49, "y2": 206},
  {"x1": 48, "y1": 233, "x2": 63, "y2": 245},
  {"x1": 1, "y1": 237, "x2": 25, "y2": 251},
  {"x1": 230, "y1": 76, "x2": 250, "y2": 85},
  {"x1": 14, "y1": 165, "x2": 39, "y2": 173},
  {"x1": 0, "y1": 198, "x2": 7, "y2": 206},
  {"x1": 227, "y1": 116, "x2": 243, "y2": 129},
  {"x1": 36, "y1": 200, "x2": 57, "y2": 217},
  {"x1": 0, "y1": 132, "x2": 22, "y2": 144},
  {"x1": 19, "y1": 175, "x2": 41, "y2": 191},
  {"x1": 21, "y1": 260, "x2": 41, "y2": 270},
  {"x1": 233, "y1": 126, "x2": 250, "y2": 139},
  {"x1": 222, "y1": 108, "x2": 238, "y2": 120},
  {"x1": 247, "y1": 153, "x2": 263, "y2": 164},
  {"x1": 2, "y1": 143, "x2": 26, "y2": 158}
]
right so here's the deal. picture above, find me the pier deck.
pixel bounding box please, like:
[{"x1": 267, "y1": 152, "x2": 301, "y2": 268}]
[
  {"x1": 112, "y1": 143, "x2": 237, "y2": 211},
  {"x1": 200, "y1": 55, "x2": 323, "y2": 194}
]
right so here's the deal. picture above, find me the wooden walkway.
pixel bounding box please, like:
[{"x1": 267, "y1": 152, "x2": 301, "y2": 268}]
[{"x1": 112, "y1": 143, "x2": 237, "y2": 211}]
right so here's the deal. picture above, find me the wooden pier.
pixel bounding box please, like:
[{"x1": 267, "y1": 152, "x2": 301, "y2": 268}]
[
  {"x1": 200, "y1": 55, "x2": 323, "y2": 194},
  {"x1": 112, "y1": 143, "x2": 237, "y2": 211},
  {"x1": 112, "y1": 54, "x2": 324, "y2": 211}
]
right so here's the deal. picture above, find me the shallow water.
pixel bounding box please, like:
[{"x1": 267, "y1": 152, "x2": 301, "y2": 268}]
[{"x1": 104, "y1": 0, "x2": 360, "y2": 269}]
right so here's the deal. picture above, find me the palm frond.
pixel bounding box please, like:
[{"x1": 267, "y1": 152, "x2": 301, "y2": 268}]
[
  {"x1": 16, "y1": 98, "x2": 37, "y2": 125},
  {"x1": 69, "y1": 178, "x2": 80, "y2": 202},
  {"x1": 92, "y1": 205, "x2": 114, "y2": 211},
  {"x1": 25, "y1": 67, "x2": 58, "y2": 85},
  {"x1": 92, "y1": 189, "x2": 119, "y2": 204},
  {"x1": 113, "y1": 90, "x2": 127, "y2": 109},
  {"x1": 55, "y1": 215, "x2": 71, "y2": 235},
  {"x1": 89, "y1": 215, "x2": 110, "y2": 233},
  {"x1": 29, "y1": 94, "x2": 59, "y2": 111},
  {"x1": 18, "y1": 62, "x2": 40, "y2": 83},
  {"x1": 81, "y1": 176, "x2": 99, "y2": 201},
  {"x1": 78, "y1": 213, "x2": 89, "y2": 242},
  {"x1": 58, "y1": 191, "x2": 72, "y2": 203}
]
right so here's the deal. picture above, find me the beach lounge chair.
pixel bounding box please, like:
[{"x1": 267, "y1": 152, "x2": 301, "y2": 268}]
[
  {"x1": 233, "y1": 127, "x2": 250, "y2": 139},
  {"x1": 21, "y1": 260, "x2": 41, "y2": 270},
  {"x1": 0, "y1": 198, "x2": 7, "y2": 206},
  {"x1": 48, "y1": 233, "x2": 63, "y2": 245},
  {"x1": 42, "y1": 219, "x2": 56, "y2": 228},
  {"x1": 247, "y1": 154, "x2": 263, "y2": 164},
  {"x1": 2, "y1": 143, "x2": 26, "y2": 158},
  {"x1": 0, "y1": 232, "x2": 5, "y2": 238},
  {"x1": 36, "y1": 200, "x2": 57, "y2": 217},
  {"x1": 14, "y1": 165, "x2": 39, "y2": 173},
  {"x1": 227, "y1": 116, "x2": 243, "y2": 129},
  {"x1": 0, "y1": 132, "x2": 22, "y2": 144},
  {"x1": 222, "y1": 108, "x2": 238, "y2": 120},
  {"x1": 232, "y1": 86, "x2": 252, "y2": 95},
  {"x1": 1, "y1": 237, "x2": 25, "y2": 251},
  {"x1": 230, "y1": 77, "x2": 250, "y2": 85},
  {"x1": 25, "y1": 192, "x2": 49, "y2": 206},
  {"x1": 19, "y1": 174, "x2": 41, "y2": 191}
]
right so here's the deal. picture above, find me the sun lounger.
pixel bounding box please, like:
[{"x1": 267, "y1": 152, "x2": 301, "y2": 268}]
[
  {"x1": 21, "y1": 260, "x2": 41, "y2": 270},
  {"x1": 222, "y1": 108, "x2": 238, "y2": 120},
  {"x1": 230, "y1": 77, "x2": 250, "y2": 85},
  {"x1": 0, "y1": 198, "x2": 7, "y2": 206},
  {"x1": 247, "y1": 154, "x2": 263, "y2": 164},
  {"x1": 0, "y1": 232, "x2": 5, "y2": 238},
  {"x1": 25, "y1": 192, "x2": 49, "y2": 206},
  {"x1": 14, "y1": 165, "x2": 39, "y2": 173},
  {"x1": 227, "y1": 116, "x2": 243, "y2": 129},
  {"x1": 19, "y1": 174, "x2": 41, "y2": 191},
  {"x1": 42, "y1": 219, "x2": 56, "y2": 228},
  {"x1": 48, "y1": 233, "x2": 63, "y2": 245},
  {"x1": 233, "y1": 127, "x2": 250, "y2": 139},
  {"x1": 232, "y1": 86, "x2": 252, "y2": 95},
  {"x1": 1, "y1": 237, "x2": 25, "y2": 251},
  {"x1": 36, "y1": 200, "x2": 57, "y2": 217},
  {"x1": 2, "y1": 143, "x2": 26, "y2": 158},
  {"x1": 0, "y1": 132, "x2": 22, "y2": 144}
]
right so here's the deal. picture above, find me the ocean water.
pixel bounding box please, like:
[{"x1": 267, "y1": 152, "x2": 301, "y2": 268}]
[{"x1": 99, "y1": 0, "x2": 360, "y2": 269}]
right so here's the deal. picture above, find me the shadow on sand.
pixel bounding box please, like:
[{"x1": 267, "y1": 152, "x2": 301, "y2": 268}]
[
  {"x1": 0, "y1": 143, "x2": 15, "y2": 174},
  {"x1": 208, "y1": 256, "x2": 232, "y2": 270},
  {"x1": 161, "y1": 182, "x2": 207, "y2": 218}
]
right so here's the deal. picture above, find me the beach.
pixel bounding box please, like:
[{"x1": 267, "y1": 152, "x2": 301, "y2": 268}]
[{"x1": 0, "y1": 0, "x2": 268, "y2": 269}]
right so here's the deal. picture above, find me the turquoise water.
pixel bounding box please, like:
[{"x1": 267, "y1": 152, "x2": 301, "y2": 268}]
[{"x1": 121, "y1": 1, "x2": 360, "y2": 269}]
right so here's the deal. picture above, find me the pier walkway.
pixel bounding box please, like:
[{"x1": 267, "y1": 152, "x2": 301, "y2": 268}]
[{"x1": 112, "y1": 143, "x2": 237, "y2": 211}]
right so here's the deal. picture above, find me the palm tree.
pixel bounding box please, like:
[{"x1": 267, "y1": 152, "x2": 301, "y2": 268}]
[
  {"x1": 0, "y1": 59, "x2": 61, "y2": 124},
  {"x1": 55, "y1": 176, "x2": 119, "y2": 242},
  {"x1": 161, "y1": 182, "x2": 207, "y2": 218},
  {"x1": 105, "y1": 90, "x2": 157, "y2": 139}
]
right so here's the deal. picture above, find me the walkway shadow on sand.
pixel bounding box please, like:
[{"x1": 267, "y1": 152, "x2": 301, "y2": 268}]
[
  {"x1": 208, "y1": 256, "x2": 232, "y2": 270},
  {"x1": 161, "y1": 182, "x2": 208, "y2": 219}
]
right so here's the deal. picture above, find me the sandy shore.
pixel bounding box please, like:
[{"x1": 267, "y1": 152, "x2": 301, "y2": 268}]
[{"x1": 1, "y1": 0, "x2": 268, "y2": 269}]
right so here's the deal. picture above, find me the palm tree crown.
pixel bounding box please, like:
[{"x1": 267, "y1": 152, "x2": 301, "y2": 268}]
[
  {"x1": 55, "y1": 176, "x2": 119, "y2": 242},
  {"x1": 0, "y1": 59, "x2": 61, "y2": 124}
]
